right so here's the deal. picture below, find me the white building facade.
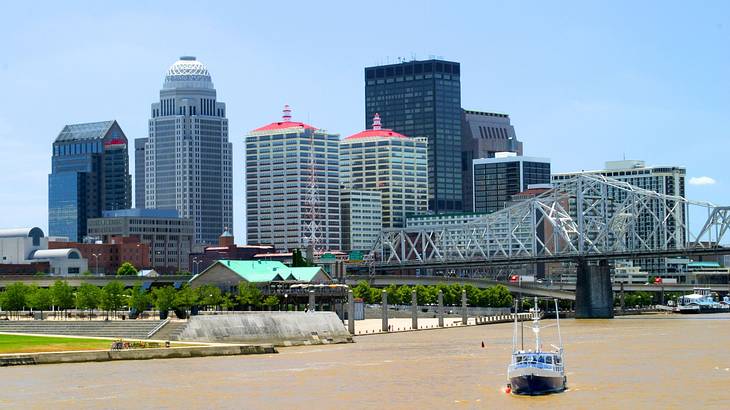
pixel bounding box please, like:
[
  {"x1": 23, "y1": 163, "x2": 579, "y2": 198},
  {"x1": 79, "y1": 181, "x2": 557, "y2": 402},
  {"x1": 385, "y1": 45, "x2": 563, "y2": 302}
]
[
  {"x1": 0, "y1": 228, "x2": 87, "y2": 275},
  {"x1": 142, "y1": 56, "x2": 233, "y2": 245},
  {"x1": 340, "y1": 190, "x2": 382, "y2": 252},
  {"x1": 246, "y1": 106, "x2": 341, "y2": 251},
  {"x1": 340, "y1": 114, "x2": 428, "y2": 229}
]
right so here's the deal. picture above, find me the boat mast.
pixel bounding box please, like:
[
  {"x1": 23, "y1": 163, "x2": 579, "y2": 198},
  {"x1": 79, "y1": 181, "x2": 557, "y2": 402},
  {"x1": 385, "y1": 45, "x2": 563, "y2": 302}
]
[
  {"x1": 512, "y1": 298, "x2": 518, "y2": 352},
  {"x1": 554, "y1": 298, "x2": 563, "y2": 351},
  {"x1": 533, "y1": 296, "x2": 540, "y2": 352}
]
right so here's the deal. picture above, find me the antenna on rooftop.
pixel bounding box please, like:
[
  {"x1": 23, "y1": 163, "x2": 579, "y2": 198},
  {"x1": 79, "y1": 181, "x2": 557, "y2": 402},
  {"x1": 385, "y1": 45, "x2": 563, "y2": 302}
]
[{"x1": 301, "y1": 104, "x2": 321, "y2": 251}]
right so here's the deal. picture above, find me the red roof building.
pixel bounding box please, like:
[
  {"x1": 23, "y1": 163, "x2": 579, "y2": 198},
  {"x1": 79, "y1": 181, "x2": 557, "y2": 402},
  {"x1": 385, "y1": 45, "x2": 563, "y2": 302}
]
[
  {"x1": 251, "y1": 104, "x2": 317, "y2": 133},
  {"x1": 340, "y1": 114, "x2": 428, "y2": 228}
]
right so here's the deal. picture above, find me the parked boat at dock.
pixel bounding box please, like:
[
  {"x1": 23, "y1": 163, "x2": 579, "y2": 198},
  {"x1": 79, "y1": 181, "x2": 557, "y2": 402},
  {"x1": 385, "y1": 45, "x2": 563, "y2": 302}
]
[{"x1": 675, "y1": 288, "x2": 730, "y2": 314}]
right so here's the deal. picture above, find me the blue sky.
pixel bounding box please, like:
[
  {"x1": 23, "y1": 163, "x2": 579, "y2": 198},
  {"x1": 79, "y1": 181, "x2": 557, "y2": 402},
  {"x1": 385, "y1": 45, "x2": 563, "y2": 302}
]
[{"x1": 1, "y1": 0, "x2": 728, "y2": 238}]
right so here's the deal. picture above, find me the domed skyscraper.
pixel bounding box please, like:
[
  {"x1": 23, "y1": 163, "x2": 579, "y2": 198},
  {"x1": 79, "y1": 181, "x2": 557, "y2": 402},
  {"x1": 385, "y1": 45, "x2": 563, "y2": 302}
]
[{"x1": 137, "y1": 56, "x2": 233, "y2": 246}]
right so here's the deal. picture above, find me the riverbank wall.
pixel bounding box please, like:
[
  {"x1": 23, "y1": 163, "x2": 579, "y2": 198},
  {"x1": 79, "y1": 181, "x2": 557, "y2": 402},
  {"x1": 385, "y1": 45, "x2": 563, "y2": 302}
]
[
  {"x1": 175, "y1": 312, "x2": 353, "y2": 346},
  {"x1": 0, "y1": 344, "x2": 276, "y2": 367}
]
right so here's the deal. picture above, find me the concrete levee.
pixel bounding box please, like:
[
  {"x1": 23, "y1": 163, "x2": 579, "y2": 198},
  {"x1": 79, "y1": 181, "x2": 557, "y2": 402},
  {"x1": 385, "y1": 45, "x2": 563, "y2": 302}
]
[
  {"x1": 175, "y1": 312, "x2": 353, "y2": 346},
  {"x1": 0, "y1": 344, "x2": 276, "y2": 367}
]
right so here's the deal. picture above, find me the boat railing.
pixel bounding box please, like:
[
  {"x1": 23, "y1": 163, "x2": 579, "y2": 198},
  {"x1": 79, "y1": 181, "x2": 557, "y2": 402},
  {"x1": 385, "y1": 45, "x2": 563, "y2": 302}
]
[{"x1": 508, "y1": 361, "x2": 564, "y2": 373}]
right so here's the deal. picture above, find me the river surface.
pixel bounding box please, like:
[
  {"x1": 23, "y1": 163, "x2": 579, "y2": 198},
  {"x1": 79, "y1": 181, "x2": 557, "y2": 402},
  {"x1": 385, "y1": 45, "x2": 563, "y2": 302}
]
[{"x1": 2, "y1": 313, "x2": 730, "y2": 409}]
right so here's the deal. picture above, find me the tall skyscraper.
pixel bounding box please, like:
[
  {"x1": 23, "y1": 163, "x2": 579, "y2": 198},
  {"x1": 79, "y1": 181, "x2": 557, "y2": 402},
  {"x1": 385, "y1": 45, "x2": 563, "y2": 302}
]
[
  {"x1": 365, "y1": 59, "x2": 462, "y2": 213},
  {"x1": 49, "y1": 120, "x2": 132, "y2": 241},
  {"x1": 341, "y1": 114, "x2": 428, "y2": 228},
  {"x1": 472, "y1": 154, "x2": 551, "y2": 214},
  {"x1": 461, "y1": 110, "x2": 523, "y2": 212},
  {"x1": 134, "y1": 137, "x2": 147, "y2": 208},
  {"x1": 246, "y1": 106, "x2": 341, "y2": 251},
  {"x1": 144, "y1": 56, "x2": 233, "y2": 245}
]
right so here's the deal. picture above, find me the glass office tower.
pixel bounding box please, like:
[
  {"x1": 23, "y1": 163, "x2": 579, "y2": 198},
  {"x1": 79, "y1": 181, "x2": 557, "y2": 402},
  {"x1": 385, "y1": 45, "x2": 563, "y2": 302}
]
[
  {"x1": 48, "y1": 120, "x2": 132, "y2": 241},
  {"x1": 144, "y1": 56, "x2": 233, "y2": 245},
  {"x1": 365, "y1": 59, "x2": 462, "y2": 213}
]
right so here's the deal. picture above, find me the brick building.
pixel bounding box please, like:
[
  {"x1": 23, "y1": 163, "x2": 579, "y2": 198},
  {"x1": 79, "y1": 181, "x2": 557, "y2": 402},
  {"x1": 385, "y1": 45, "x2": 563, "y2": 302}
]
[
  {"x1": 188, "y1": 230, "x2": 274, "y2": 275},
  {"x1": 48, "y1": 236, "x2": 149, "y2": 275}
]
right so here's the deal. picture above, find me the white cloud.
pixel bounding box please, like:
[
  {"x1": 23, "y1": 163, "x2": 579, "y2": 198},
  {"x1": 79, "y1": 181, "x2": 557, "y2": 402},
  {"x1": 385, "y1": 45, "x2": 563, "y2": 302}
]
[{"x1": 689, "y1": 176, "x2": 717, "y2": 186}]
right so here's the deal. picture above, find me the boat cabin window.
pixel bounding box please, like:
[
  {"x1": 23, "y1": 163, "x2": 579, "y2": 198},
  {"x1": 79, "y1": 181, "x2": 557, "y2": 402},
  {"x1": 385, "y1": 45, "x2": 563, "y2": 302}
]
[{"x1": 546, "y1": 356, "x2": 553, "y2": 364}]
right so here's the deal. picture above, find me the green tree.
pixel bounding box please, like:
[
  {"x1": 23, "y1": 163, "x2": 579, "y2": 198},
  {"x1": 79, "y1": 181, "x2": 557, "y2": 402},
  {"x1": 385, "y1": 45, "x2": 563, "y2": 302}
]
[
  {"x1": 2, "y1": 282, "x2": 29, "y2": 317},
  {"x1": 221, "y1": 293, "x2": 235, "y2": 311},
  {"x1": 446, "y1": 284, "x2": 463, "y2": 306},
  {"x1": 351, "y1": 280, "x2": 372, "y2": 303},
  {"x1": 197, "y1": 284, "x2": 223, "y2": 311},
  {"x1": 51, "y1": 280, "x2": 75, "y2": 318},
  {"x1": 369, "y1": 287, "x2": 382, "y2": 304},
  {"x1": 128, "y1": 284, "x2": 152, "y2": 316},
  {"x1": 384, "y1": 284, "x2": 400, "y2": 305},
  {"x1": 152, "y1": 286, "x2": 177, "y2": 318},
  {"x1": 262, "y1": 295, "x2": 279, "y2": 310},
  {"x1": 292, "y1": 249, "x2": 310, "y2": 267},
  {"x1": 491, "y1": 285, "x2": 513, "y2": 307},
  {"x1": 27, "y1": 286, "x2": 53, "y2": 316},
  {"x1": 174, "y1": 284, "x2": 198, "y2": 316},
  {"x1": 237, "y1": 282, "x2": 262, "y2": 308},
  {"x1": 116, "y1": 262, "x2": 138, "y2": 276},
  {"x1": 396, "y1": 285, "x2": 413, "y2": 305},
  {"x1": 414, "y1": 285, "x2": 433, "y2": 305},
  {"x1": 100, "y1": 281, "x2": 126, "y2": 318},
  {"x1": 464, "y1": 285, "x2": 480, "y2": 307},
  {"x1": 432, "y1": 283, "x2": 453, "y2": 305},
  {"x1": 75, "y1": 283, "x2": 101, "y2": 318}
]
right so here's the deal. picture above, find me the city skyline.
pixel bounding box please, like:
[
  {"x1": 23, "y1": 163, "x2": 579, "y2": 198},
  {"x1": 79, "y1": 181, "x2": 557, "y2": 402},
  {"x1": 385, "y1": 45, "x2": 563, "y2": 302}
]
[{"x1": 1, "y1": 1, "x2": 728, "y2": 238}]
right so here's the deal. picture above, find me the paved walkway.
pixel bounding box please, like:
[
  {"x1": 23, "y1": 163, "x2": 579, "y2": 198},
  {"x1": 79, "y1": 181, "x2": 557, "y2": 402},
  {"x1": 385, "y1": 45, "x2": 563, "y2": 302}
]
[{"x1": 351, "y1": 317, "x2": 479, "y2": 335}]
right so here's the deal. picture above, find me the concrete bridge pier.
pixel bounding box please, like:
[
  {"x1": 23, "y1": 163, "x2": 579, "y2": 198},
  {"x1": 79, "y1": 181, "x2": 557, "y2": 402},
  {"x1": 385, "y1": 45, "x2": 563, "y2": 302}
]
[
  {"x1": 347, "y1": 290, "x2": 355, "y2": 335},
  {"x1": 411, "y1": 290, "x2": 418, "y2": 330},
  {"x1": 308, "y1": 291, "x2": 316, "y2": 312},
  {"x1": 575, "y1": 259, "x2": 614, "y2": 319},
  {"x1": 437, "y1": 290, "x2": 444, "y2": 327},
  {"x1": 382, "y1": 290, "x2": 389, "y2": 332},
  {"x1": 461, "y1": 290, "x2": 467, "y2": 325}
]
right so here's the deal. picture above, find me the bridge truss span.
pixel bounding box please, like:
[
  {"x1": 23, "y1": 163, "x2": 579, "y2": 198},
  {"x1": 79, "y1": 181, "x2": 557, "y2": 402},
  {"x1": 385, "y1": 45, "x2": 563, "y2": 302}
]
[{"x1": 371, "y1": 174, "x2": 730, "y2": 267}]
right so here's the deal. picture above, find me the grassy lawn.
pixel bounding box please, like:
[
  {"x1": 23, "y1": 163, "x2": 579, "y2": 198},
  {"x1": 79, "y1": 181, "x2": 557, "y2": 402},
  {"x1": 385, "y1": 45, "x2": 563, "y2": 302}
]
[{"x1": 0, "y1": 334, "x2": 112, "y2": 354}]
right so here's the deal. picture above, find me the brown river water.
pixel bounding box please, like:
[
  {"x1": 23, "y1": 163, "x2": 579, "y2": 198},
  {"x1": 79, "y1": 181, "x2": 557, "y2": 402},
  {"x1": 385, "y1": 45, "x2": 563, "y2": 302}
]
[{"x1": 2, "y1": 313, "x2": 730, "y2": 409}]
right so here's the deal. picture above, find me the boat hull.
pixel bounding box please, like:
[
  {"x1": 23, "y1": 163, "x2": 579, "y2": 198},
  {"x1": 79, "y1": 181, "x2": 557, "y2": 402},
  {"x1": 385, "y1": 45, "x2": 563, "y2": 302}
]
[{"x1": 509, "y1": 374, "x2": 566, "y2": 395}]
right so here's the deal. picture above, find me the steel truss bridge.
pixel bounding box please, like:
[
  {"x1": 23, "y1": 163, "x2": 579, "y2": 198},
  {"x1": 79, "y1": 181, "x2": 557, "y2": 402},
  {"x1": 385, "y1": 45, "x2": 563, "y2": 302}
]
[{"x1": 370, "y1": 174, "x2": 730, "y2": 271}]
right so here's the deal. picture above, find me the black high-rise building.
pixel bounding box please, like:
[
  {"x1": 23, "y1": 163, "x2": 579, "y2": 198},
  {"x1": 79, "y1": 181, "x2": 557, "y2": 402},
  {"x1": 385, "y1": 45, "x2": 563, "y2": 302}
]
[{"x1": 365, "y1": 59, "x2": 462, "y2": 213}]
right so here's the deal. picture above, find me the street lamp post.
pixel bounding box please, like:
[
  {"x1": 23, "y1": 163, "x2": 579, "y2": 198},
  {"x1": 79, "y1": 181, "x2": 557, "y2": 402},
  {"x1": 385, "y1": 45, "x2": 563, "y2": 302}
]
[
  {"x1": 92, "y1": 253, "x2": 101, "y2": 275},
  {"x1": 155, "y1": 250, "x2": 162, "y2": 273}
]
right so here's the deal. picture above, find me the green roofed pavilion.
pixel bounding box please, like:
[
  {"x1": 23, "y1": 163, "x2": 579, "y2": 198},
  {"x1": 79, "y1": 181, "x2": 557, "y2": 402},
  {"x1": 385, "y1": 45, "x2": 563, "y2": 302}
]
[{"x1": 189, "y1": 260, "x2": 331, "y2": 290}]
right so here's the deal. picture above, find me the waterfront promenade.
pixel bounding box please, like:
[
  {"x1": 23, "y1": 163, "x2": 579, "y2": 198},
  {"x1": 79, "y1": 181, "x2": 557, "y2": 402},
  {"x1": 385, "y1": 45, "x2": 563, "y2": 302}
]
[{"x1": 2, "y1": 313, "x2": 729, "y2": 409}]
